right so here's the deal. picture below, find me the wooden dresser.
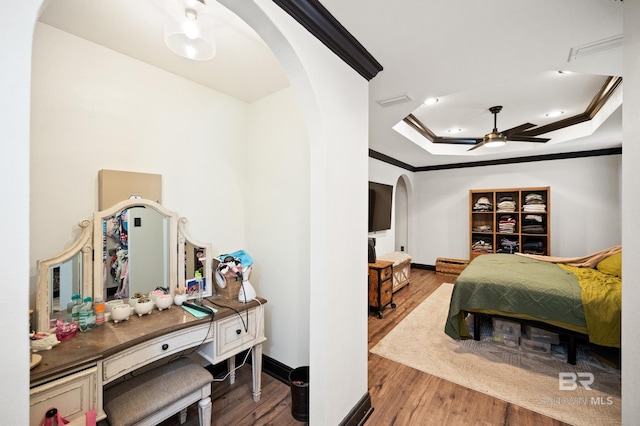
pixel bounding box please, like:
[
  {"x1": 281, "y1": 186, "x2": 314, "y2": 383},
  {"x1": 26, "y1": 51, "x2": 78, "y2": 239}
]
[{"x1": 368, "y1": 260, "x2": 395, "y2": 318}]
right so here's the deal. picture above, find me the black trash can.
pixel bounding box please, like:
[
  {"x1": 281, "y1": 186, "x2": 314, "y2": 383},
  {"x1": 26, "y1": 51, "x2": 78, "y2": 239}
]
[{"x1": 289, "y1": 366, "x2": 309, "y2": 422}]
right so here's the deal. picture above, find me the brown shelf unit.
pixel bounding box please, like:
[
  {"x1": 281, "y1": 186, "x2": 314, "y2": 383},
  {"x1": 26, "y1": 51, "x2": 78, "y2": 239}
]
[{"x1": 469, "y1": 187, "x2": 550, "y2": 260}]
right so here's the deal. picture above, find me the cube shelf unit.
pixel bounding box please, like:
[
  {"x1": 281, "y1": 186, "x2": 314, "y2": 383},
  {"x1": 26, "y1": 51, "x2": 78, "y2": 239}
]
[{"x1": 469, "y1": 186, "x2": 550, "y2": 260}]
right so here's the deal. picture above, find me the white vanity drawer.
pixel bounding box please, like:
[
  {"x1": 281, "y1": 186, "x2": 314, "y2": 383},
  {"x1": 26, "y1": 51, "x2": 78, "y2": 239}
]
[
  {"x1": 216, "y1": 309, "x2": 260, "y2": 359},
  {"x1": 30, "y1": 366, "x2": 98, "y2": 426},
  {"x1": 102, "y1": 323, "x2": 213, "y2": 384}
]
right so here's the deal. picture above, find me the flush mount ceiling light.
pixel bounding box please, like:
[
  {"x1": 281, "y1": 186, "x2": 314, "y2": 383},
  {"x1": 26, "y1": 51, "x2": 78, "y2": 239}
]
[
  {"x1": 424, "y1": 97, "x2": 439, "y2": 106},
  {"x1": 163, "y1": 0, "x2": 216, "y2": 60}
]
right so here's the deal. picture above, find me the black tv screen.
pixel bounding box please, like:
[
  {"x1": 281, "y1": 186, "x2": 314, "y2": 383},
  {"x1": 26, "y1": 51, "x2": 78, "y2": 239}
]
[{"x1": 368, "y1": 181, "x2": 393, "y2": 232}]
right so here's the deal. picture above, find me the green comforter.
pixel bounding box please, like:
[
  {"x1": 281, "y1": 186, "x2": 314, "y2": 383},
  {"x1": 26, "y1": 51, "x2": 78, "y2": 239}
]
[{"x1": 444, "y1": 254, "x2": 621, "y2": 348}]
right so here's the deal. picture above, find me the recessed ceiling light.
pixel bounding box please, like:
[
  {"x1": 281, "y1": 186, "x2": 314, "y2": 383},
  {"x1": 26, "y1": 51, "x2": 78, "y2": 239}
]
[
  {"x1": 546, "y1": 110, "x2": 565, "y2": 118},
  {"x1": 447, "y1": 128, "x2": 462, "y2": 134},
  {"x1": 424, "y1": 97, "x2": 439, "y2": 106}
]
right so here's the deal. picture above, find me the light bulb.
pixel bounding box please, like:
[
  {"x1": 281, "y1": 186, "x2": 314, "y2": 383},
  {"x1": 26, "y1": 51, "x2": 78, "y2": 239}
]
[
  {"x1": 184, "y1": 45, "x2": 197, "y2": 59},
  {"x1": 183, "y1": 9, "x2": 198, "y2": 40}
]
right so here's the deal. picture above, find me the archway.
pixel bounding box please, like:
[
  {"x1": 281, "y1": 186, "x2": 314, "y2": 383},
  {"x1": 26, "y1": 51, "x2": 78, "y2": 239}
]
[
  {"x1": 394, "y1": 174, "x2": 412, "y2": 255},
  {"x1": 27, "y1": 1, "x2": 370, "y2": 425}
]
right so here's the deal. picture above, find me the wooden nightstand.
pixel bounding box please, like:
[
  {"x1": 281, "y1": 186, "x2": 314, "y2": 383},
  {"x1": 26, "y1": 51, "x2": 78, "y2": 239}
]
[{"x1": 368, "y1": 260, "x2": 395, "y2": 318}]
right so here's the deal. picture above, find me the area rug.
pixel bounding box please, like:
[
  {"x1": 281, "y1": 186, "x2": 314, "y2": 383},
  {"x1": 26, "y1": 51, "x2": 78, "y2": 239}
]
[{"x1": 370, "y1": 284, "x2": 621, "y2": 426}]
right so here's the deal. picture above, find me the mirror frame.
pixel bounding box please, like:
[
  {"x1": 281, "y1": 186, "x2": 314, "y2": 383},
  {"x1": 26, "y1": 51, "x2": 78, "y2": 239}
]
[
  {"x1": 36, "y1": 219, "x2": 93, "y2": 333},
  {"x1": 93, "y1": 198, "x2": 179, "y2": 303},
  {"x1": 178, "y1": 217, "x2": 213, "y2": 297},
  {"x1": 35, "y1": 198, "x2": 214, "y2": 332}
]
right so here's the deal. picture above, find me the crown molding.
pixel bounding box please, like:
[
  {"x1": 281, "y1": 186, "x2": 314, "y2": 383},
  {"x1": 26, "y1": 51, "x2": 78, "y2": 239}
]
[
  {"x1": 272, "y1": 0, "x2": 383, "y2": 80},
  {"x1": 370, "y1": 147, "x2": 622, "y2": 172}
]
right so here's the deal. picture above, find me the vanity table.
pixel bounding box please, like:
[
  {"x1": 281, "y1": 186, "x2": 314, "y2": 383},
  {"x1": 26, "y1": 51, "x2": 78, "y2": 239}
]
[
  {"x1": 30, "y1": 298, "x2": 266, "y2": 425},
  {"x1": 31, "y1": 197, "x2": 267, "y2": 425}
]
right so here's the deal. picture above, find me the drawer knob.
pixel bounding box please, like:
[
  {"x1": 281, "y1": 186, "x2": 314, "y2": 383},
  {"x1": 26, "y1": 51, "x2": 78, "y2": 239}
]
[
  {"x1": 236, "y1": 329, "x2": 241, "y2": 335},
  {"x1": 162, "y1": 343, "x2": 169, "y2": 351}
]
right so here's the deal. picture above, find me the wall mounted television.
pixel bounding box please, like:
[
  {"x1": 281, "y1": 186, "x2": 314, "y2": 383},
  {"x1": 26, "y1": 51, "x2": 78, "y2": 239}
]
[{"x1": 368, "y1": 181, "x2": 393, "y2": 232}]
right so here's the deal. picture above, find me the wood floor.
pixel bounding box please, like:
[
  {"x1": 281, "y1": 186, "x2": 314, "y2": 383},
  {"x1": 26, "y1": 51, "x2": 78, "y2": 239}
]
[
  {"x1": 366, "y1": 269, "x2": 568, "y2": 426},
  {"x1": 155, "y1": 269, "x2": 567, "y2": 426}
]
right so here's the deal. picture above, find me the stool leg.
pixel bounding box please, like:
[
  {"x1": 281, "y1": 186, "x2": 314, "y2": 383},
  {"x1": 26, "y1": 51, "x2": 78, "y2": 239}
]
[
  {"x1": 198, "y1": 397, "x2": 212, "y2": 426},
  {"x1": 178, "y1": 408, "x2": 187, "y2": 424}
]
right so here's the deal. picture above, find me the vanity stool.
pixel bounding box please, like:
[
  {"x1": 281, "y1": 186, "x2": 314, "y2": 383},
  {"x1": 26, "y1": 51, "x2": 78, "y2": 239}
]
[{"x1": 103, "y1": 357, "x2": 213, "y2": 426}]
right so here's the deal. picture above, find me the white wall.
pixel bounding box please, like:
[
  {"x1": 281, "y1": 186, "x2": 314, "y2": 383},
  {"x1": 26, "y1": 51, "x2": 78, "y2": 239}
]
[
  {"x1": 409, "y1": 155, "x2": 621, "y2": 264},
  {"x1": 246, "y1": 86, "x2": 310, "y2": 368},
  {"x1": 240, "y1": 3, "x2": 370, "y2": 424},
  {"x1": 0, "y1": 2, "x2": 40, "y2": 422},
  {"x1": 622, "y1": 1, "x2": 640, "y2": 423},
  {"x1": 30, "y1": 23, "x2": 250, "y2": 304}
]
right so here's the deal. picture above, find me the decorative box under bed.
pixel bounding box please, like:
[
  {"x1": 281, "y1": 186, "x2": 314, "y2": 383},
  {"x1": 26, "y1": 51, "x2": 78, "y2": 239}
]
[{"x1": 377, "y1": 252, "x2": 412, "y2": 292}]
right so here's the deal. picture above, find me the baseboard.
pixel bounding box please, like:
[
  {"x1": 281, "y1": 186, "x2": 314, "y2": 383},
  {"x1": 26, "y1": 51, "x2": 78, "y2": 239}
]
[
  {"x1": 263, "y1": 354, "x2": 294, "y2": 384},
  {"x1": 261, "y1": 355, "x2": 374, "y2": 425},
  {"x1": 410, "y1": 262, "x2": 435, "y2": 271},
  {"x1": 209, "y1": 351, "x2": 295, "y2": 385},
  {"x1": 338, "y1": 392, "x2": 373, "y2": 426}
]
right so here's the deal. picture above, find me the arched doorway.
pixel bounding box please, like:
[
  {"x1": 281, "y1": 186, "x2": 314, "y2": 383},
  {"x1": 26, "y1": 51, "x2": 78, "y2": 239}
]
[{"x1": 394, "y1": 175, "x2": 411, "y2": 254}]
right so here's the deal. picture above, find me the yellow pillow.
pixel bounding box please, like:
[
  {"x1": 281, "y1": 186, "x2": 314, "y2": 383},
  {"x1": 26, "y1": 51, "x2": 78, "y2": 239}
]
[{"x1": 596, "y1": 252, "x2": 622, "y2": 278}]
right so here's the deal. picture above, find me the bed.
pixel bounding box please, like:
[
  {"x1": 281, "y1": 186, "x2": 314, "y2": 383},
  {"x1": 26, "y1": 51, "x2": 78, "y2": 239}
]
[{"x1": 444, "y1": 248, "x2": 621, "y2": 363}]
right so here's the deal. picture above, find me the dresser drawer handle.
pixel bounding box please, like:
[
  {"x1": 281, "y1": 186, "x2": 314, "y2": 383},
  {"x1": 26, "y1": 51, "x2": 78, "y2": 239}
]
[
  {"x1": 236, "y1": 329, "x2": 242, "y2": 335},
  {"x1": 162, "y1": 343, "x2": 169, "y2": 351}
]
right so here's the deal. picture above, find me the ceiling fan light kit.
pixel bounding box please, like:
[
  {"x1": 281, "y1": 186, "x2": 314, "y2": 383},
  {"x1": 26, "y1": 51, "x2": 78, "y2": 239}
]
[
  {"x1": 483, "y1": 133, "x2": 507, "y2": 148},
  {"x1": 163, "y1": 0, "x2": 216, "y2": 61}
]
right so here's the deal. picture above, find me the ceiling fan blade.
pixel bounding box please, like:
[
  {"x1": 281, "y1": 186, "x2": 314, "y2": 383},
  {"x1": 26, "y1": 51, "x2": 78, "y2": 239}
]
[
  {"x1": 502, "y1": 123, "x2": 537, "y2": 135},
  {"x1": 506, "y1": 135, "x2": 550, "y2": 143},
  {"x1": 467, "y1": 142, "x2": 486, "y2": 151},
  {"x1": 433, "y1": 136, "x2": 482, "y2": 145}
]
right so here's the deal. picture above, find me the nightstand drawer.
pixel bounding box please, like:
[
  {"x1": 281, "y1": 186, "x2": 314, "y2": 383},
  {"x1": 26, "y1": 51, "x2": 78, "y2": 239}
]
[
  {"x1": 380, "y1": 266, "x2": 392, "y2": 281},
  {"x1": 103, "y1": 323, "x2": 212, "y2": 383},
  {"x1": 380, "y1": 279, "x2": 393, "y2": 305}
]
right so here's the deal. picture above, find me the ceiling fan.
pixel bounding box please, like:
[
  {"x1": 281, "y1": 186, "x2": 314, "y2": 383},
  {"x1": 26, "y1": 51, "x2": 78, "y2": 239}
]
[
  {"x1": 403, "y1": 105, "x2": 552, "y2": 151},
  {"x1": 467, "y1": 106, "x2": 550, "y2": 151}
]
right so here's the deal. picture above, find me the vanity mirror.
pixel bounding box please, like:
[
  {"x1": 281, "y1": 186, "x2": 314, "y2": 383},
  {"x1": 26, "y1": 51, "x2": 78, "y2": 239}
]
[
  {"x1": 178, "y1": 218, "x2": 213, "y2": 298},
  {"x1": 36, "y1": 220, "x2": 93, "y2": 332},
  {"x1": 35, "y1": 199, "x2": 213, "y2": 332},
  {"x1": 95, "y1": 200, "x2": 177, "y2": 301}
]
